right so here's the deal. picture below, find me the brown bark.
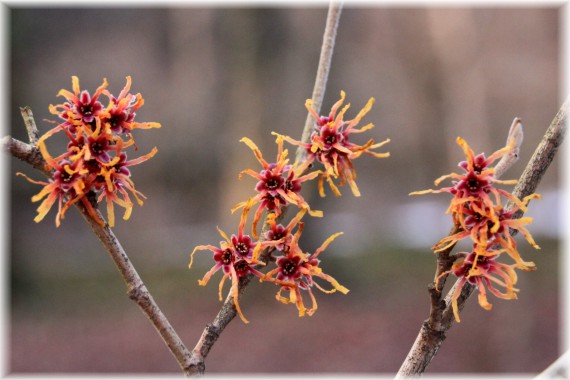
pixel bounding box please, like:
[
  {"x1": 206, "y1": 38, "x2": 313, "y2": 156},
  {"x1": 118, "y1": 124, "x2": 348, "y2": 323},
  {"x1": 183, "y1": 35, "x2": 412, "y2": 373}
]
[{"x1": 397, "y1": 97, "x2": 568, "y2": 377}]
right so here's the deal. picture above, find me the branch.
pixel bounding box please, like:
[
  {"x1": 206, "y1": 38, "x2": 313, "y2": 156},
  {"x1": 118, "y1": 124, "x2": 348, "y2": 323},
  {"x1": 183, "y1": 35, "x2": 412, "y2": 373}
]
[
  {"x1": 295, "y1": 0, "x2": 343, "y2": 165},
  {"x1": 189, "y1": 249, "x2": 272, "y2": 374},
  {"x1": 190, "y1": 2, "x2": 344, "y2": 374},
  {"x1": 2, "y1": 135, "x2": 47, "y2": 174},
  {"x1": 4, "y1": 116, "x2": 194, "y2": 376},
  {"x1": 397, "y1": 97, "x2": 568, "y2": 377},
  {"x1": 20, "y1": 106, "x2": 40, "y2": 146},
  {"x1": 76, "y1": 199, "x2": 195, "y2": 375}
]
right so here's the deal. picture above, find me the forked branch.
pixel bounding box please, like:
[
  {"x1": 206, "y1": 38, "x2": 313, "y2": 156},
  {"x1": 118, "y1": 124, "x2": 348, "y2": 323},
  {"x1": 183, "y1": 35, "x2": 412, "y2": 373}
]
[
  {"x1": 397, "y1": 98, "x2": 568, "y2": 377},
  {"x1": 189, "y1": 1, "x2": 344, "y2": 375}
]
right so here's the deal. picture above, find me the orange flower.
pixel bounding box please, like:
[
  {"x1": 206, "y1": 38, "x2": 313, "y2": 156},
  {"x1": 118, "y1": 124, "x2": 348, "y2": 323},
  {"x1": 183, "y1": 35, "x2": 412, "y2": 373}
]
[
  {"x1": 261, "y1": 225, "x2": 348, "y2": 317},
  {"x1": 433, "y1": 194, "x2": 540, "y2": 271},
  {"x1": 20, "y1": 76, "x2": 159, "y2": 227},
  {"x1": 18, "y1": 140, "x2": 89, "y2": 227},
  {"x1": 281, "y1": 91, "x2": 389, "y2": 197},
  {"x1": 233, "y1": 134, "x2": 322, "y2": 239},
  {"x1": 189, "y1": 200, "x2": 283, "y2": 323},
  {"x1": 411, "y1": 137, "x2": 528, "y2": 230},
  {"x1": 437, "y1": 251, "x2": 519, "y2": 322}
]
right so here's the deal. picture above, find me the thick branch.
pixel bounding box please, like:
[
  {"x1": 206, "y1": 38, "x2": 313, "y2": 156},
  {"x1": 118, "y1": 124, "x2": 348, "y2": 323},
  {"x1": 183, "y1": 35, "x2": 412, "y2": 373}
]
[
  {"x1": 2, "y1": 135, "x2": 47, "y2": 173},
  {"x1": 397, "y1": 97, "x2": 568, "y2": 377}
]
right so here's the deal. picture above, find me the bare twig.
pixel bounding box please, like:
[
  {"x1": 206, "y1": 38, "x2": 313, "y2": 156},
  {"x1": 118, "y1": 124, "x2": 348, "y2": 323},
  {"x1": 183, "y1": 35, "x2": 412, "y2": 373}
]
[
  {"x1": 189, "y1": 2, "x2": 344, "y2": 375},
  {"x1": 20, "y1": 106, "x2": 40, "y2": 146},
  {"x1": 74, "y1": 198, "x2": 195, "y2": 376},
  {"x1": 295, "y1": 0, "x2": 343, "y2": 165},
  {"x1": 4, "y1": 115, "x2": 194, "y2": 376},
  {"x1": 397, "y1": 98, "x2": 568, "y2": 377},
  {"x1": 493, "y1": 117, "x2": 524, "y2": 179},
  {"x1": 189, "y1": 250, "x2": 270, "y2": 374}
]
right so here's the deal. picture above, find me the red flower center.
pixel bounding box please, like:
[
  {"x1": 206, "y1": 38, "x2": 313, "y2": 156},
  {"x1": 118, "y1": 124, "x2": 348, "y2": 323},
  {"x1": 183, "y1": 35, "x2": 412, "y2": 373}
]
[
  {"x1": 467, "y1": 176, "x2": 480, "y2": 192},
  {"x1": 235, "y1": 242, "x2": 249, "y2": 256},
  {"x1": 80, "y1": 104, "x2": 94, "y2": 116},
  {"x1": 234, "y1": 260, "x2": 250, "y2": 277},
  {"x1": 266, "y1": 177, "x2": 280, "y2": 190},
  {"x1": 281, "y1": 259, "x2": 297, "y2": 276},
  {"x1": 221, "y1": 249, "x2": 233, "y2": 265},
  {"x1": 91, "y1": 141, "x2": 105, "y2": 155},
  {"x1": 60, "y1": 170, "x2": 73, "y2": 183}
]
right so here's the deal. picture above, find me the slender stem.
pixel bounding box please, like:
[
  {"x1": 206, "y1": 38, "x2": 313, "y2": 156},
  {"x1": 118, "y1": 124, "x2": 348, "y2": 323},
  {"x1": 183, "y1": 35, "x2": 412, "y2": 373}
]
[
  {"x1": 295, "y1": 0, "x2": 343, "y2": 165},
  {"x1": 4, "y1": 114, "x2": 194, "y2": 376},
  {"x1": 397, "y1": 97, "x2": 568, "y2": 377},
  {"x1": 20, "y1": 106, "x2": 39, "y2": 146},
  {"x1": 190, "y1": 2, "x2": 344, "y2": 375},
  {"x1": 189, "y1": 251, "x2": 270, "y2": 374},
  {"x1": 75, "y1": 198, "x2": 195, "y2": 376}
]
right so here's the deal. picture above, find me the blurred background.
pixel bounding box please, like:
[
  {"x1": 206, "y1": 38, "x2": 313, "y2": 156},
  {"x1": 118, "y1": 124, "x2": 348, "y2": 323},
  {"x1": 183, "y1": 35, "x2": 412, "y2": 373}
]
[{"x1": 7, "y1": 3, "x2": 562, "y2": 375}]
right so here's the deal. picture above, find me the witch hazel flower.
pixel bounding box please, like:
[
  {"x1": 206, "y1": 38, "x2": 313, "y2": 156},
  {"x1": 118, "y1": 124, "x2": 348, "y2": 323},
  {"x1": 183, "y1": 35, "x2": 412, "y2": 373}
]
[
  {"x1": 281, "y1": 90, "x2": 390, "y2": 197},
  {"x1": 436, "y1": 251, "x2": 519, "y2": 322},
  {"x1": 189, "y1": 92, "x2": 383, "y2": 323},
  {"x1": 411, "y1": 134, "x2": 541, "y2": 322},
  {"x1": 411, "y1": 136, "x2": 540, "y2": 269},
  {"x1": 17, "y1": 141, "x2": 89, "y2": 227},
  {"x1": 264, "y1": 208, "x2": 307, "y2": 252},
  {"x1": 261, "y1": 226, "x2": 349, "y2": 317},
  {"x1": 189, "y1": 199, "x2": 284, "y2": 323},
  {"x1": 19, "y1": 76, "x2": 160, "y2": 227},
  {"x1": 103, "y1": 76, "x2": 161, "y2": 135},
  {"x1": 433, "y1": 193, "x2": 541, "y2": 271},
  {"x1": 233, "y1": 134, "x2": 322, "y2": 239},
  {"x1": 410, "y1": 137, "x2": 530, "y2": 230}
]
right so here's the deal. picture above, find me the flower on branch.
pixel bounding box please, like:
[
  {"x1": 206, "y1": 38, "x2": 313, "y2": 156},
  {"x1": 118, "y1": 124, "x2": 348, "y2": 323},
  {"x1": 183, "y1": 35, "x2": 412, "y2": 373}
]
[
  {"x1": 264, "y1": 208, "x2": 307, "y2": 252},
  {"x1": 189, "y1": 200, "x2": 283, "y2": 324},
  {"x1": 233, "y1": 134, "x2": 322, "y2": 239},
  {"x1": 19, "y1": 76, "x2": 160, "y2": 227},
  {"x1": 281, "y1": 90, "x2": 390, "y2": 197},
  {"x1": 433, "y1": 193, "x2": 541, "y2": 271},
  {"x1": 410, "y1": 137, "x2": 529, "y2": 230},
  {"x1": 261, "y1": 226, "x2": 349, "y2": 317},
  {"x1": 437, "y1": 251, "x2": 519, "y2": 323},
  {"x1": 411, "y1": 135, "x2": 541, "y2": 322}
]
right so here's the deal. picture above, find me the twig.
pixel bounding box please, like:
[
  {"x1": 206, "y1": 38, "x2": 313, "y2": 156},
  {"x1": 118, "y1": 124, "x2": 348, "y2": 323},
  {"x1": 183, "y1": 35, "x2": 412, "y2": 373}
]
[
  {"x1": 20, "y1": 106, "x2": 40, "y2": 146},
  {"x1": 189, "y1": 250, "x2": 270, "y2": 374},
  {"x1": 75, "y1": 198, "x2": 195, "y2": 375},
  {"x1": 4, "y1": 115, "x2": 194, "y2": 376},
  {"x1": 189, "y1": 2, "x2": 344, "y2": 375},
  {"x1": 494, "y1": 117, "x2": 524, "y2": 179},
  {"x1": 397, "y1": 97, "x2": 568, "y2": 377},
  {"x1": 295, "y1": 0, "x2": 343, "y2": 165},
  {"x1": 2, "y1": 135, "x2": 46, "y2": 173}
]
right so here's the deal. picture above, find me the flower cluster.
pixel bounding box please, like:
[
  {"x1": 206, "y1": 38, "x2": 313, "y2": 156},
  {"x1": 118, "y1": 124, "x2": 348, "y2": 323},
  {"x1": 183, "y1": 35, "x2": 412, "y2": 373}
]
[
  {"x1": 190, "y1": 91, "x2": 388, "y2": 322},
  {"x1": 411, "y1": 137, "x2": 540, "y2": 322},
  {"x1": 19, "y1": 76, "x2": 160, "y2": 227},
  {"x1": 280, "y1": 90, "x2": 390, "y2": 197}
]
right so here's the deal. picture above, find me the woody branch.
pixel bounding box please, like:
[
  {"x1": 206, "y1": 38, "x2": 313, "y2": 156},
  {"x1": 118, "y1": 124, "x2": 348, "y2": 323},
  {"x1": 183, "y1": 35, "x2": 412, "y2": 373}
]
[
  {"x1": 3, "y1": 108, "x2": 195, "y2": 376},
  {"x1": 187, "y1": 1, "x2": 344, "y2": 375},
  {"x1": 396, "y1": 97, "x2": 568, "y2": 377}
]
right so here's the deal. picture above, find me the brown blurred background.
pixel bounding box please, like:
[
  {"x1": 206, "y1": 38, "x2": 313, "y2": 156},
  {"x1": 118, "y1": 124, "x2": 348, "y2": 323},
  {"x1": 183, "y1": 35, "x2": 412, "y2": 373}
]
[{"x1": 7, "y1": 4, "x2": 562, "y2": 375}]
